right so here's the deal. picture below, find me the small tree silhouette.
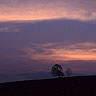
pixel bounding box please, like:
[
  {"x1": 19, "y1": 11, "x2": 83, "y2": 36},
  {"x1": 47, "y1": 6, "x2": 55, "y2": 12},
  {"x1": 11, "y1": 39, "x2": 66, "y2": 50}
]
[
  {"x1": 65, "y1": 68, "x2": 72, "y2": 76},
  {"x1": 51, "y1": 64, "x2": 64, "y2": 78}
]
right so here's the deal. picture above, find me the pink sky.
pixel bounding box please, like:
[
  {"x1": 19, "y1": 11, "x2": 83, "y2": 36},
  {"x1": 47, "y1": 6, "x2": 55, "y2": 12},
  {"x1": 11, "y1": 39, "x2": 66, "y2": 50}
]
[{"x1": 0, "y1": 0, "x2": 96, "y2": 82}]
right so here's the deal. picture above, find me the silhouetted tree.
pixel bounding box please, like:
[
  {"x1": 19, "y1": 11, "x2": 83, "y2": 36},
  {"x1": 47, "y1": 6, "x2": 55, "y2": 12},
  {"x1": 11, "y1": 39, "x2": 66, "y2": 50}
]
[
  {"x1": 51, "y1": 64, "x2": 64, "y2": 78},
  {"x1": 65, "y1": 68, "x2": 72, "y2": 76}
]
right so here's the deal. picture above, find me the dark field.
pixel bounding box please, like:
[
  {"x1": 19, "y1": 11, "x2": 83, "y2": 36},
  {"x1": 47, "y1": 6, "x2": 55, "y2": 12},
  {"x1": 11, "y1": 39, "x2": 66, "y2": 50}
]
[{"x1": 0, "y1": 76, "x2": 96, "y2": 96}]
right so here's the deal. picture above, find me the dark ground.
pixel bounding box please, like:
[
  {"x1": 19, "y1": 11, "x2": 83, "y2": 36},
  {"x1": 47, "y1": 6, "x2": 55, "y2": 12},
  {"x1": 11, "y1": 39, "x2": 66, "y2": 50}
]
[{"x1": 0, "y1": 76, "x2": 96, "y2": 96}]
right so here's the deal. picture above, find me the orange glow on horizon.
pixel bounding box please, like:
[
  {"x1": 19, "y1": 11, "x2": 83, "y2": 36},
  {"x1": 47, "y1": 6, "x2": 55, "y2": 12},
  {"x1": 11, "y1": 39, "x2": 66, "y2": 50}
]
[{"x1": 24, "y1": 42, "x2": 96, "y2": 62}]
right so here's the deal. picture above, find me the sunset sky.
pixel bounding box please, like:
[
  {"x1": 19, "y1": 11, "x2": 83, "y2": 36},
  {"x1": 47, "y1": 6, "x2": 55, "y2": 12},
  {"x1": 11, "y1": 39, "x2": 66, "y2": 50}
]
[{"x1": 0, "y1": 0, "x2": 96, "y2": 82}]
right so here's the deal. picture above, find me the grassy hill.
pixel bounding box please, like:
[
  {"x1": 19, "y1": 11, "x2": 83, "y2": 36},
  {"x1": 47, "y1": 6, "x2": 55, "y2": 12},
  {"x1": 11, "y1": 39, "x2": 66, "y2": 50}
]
[{"x1": 0, "y1": 76, "x2": 96, "y2": 96}]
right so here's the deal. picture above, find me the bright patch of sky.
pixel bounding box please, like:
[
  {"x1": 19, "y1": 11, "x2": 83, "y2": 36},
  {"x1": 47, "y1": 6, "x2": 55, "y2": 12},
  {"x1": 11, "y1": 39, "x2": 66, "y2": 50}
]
[{"x1": 0, "y1": 0, "x2": 96, "y2": 21}]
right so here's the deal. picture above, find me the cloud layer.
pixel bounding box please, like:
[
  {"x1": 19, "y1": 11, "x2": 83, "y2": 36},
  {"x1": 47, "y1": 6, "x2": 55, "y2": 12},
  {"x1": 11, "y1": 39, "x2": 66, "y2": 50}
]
[
  {"x1": 24, "y1": 42, "x2": 96, "y2": 62},
  {"x1": 0, "y1": 0, "x2": 96, "y2": 21},
  {"x1": 0, "y1": 19, "x2": 96, "y2": 82}
]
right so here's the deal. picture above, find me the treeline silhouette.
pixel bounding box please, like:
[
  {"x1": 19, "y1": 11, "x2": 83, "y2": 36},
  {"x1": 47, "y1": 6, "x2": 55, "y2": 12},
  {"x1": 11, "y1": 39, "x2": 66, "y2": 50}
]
[{"x1": 51, "y1": 64, "x2": 72, "y2": 78}]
